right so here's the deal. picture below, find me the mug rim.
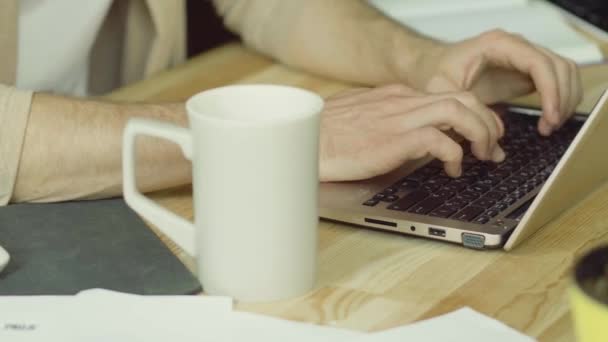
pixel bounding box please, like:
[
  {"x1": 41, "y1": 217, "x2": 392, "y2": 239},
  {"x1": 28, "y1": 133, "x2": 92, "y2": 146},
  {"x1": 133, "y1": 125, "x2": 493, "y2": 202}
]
[{"x1": 185, "y1": 84, "x2": 324, "y2": 125}]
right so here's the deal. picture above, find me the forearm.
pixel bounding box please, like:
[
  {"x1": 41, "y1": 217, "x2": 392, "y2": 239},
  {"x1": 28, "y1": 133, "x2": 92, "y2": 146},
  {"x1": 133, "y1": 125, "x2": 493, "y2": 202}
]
[
  {"x1": 217, "y1": 0, "x2": 442, "y2": 86},
  {"x1": 12, "y1": 93, "x2": 191, "y2": 203}
]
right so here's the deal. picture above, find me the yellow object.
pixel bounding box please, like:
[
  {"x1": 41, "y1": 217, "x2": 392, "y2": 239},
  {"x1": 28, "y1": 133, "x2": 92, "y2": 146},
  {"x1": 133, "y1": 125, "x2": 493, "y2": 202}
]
[{"x1": 570, "y1": 246, "x2": 608, "y2": 342}]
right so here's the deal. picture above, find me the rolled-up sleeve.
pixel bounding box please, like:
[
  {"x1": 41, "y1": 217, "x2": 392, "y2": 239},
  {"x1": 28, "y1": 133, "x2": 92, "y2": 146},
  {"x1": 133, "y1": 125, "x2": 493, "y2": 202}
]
[{"x1": 0, "y1": 84, "x2": 33, "y2": 206}]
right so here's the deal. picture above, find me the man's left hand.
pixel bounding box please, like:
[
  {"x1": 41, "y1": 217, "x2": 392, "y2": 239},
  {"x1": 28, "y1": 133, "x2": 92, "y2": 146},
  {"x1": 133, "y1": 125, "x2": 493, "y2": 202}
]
[{"x1": 416, "y1": 30, "x2": 583, "y2": 136}]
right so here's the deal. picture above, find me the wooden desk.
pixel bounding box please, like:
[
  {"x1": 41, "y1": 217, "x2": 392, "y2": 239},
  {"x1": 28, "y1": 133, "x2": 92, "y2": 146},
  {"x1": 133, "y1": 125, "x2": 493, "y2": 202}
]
[{"x1": 108, "y1": 43, "x2": 608, "y2": 341}]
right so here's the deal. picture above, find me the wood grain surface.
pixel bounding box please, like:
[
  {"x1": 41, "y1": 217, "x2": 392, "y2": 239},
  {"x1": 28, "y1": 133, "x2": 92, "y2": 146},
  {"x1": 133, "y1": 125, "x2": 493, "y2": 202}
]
[{"x1": 107, "y1": 42, "x2": 608, "y2": 341}]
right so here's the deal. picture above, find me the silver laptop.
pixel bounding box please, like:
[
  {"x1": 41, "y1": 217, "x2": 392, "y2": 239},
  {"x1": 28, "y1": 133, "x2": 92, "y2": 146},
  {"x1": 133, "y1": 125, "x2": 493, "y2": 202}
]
[{"x1": 319, "y1": 90, "x2": 608, "y2": 250}]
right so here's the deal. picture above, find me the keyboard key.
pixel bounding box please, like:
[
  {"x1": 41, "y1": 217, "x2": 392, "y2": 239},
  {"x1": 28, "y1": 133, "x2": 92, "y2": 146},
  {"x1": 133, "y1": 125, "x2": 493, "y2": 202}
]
[
  {"x1": 435, "y1": 189, "x2": 456, "y2": 199},
  {"x1": 482, "y1": 162, "x2": 498, "y2": 171},
  {"x1": 503, "y1": 196, "x2": 518, "y2": 205},
  {"x1": 445, "y1": 198, "x2": 469, "y2": 209},
  {"x1": 408, "y1": 196, "x2": 445, "y2": 214},
  {"x1": 429, "y1": 205, "x2": 458, "y2": 218},
  {"x1": 498, "y1": 164, "x2": 519, "y2": 173},
  {"x1": 473, "y1": 215, "x2": 490, "y2": 224},
  {"x1": 504, "y1": 177, "x2": 523, "y2": 187},
  {"x1": 406, "y1": 168, "x2": 438, "y2": 182},
  {"x1": 512, "y1": 190, "x2": 527, "y2": 199},
  {"x1": 396, "y1": 179, "x2": 419, "y2": 190},
  {"x1": 387, "y1": 190, "x2": 429, "y2": 211},
  {"x1": 405, "y1": 172, "x2": 428, "y2": 182},
  {"x1": 457, "y1": 191, "x2": 481, "y2": 201},
  {"x1": 468, "y1": 184, "x2": 491, "y2": 193},
  {"x1": 456, "y1": 176, "x2": 478, "y2": 185},
  {"x1": 373, "y1": 193, "x2": 386, "y2": 200},
  {"x1": 472, "y1": 197, "x2": 496, "y2": 208},
  {"x1": 363, "y1": 199, "x2": 379, "y2": 206},
  {"x1": 485, "y1": 209, "x2": 500, "y2": 218},
  {"x1": 497, "y1": 183, "x2": 517, "y2": 193},
  {"x1": 442, "y1": 181, "x2": 468, "y2": 192},
  {"x1": 515, "y1": 170, "x2": 533, "y2": 178},
  {"x1": 422, "y1": 183, "x2": 442, "y2": 192},
  {"x1": 484, "y1": 191, "x2": 507, "y2": 201},
  {"x1": 454, "y1": 206, "x2": 485, "y2": 221},
  {"x1": 381, "y1": 195, "x2": 399, "y2": 202},
  {"x1": 491, "y1": 170, "x2": 511, "y2": 179},
  {"x1": 492, "y1": 203, "x2": 509, "y2": 211},
  {"x1": 383, "y1": 187, "x2": 398, "y2": 194},
  {"x1": 428, "y1": 176, "x2": 451, "y2": 186}
]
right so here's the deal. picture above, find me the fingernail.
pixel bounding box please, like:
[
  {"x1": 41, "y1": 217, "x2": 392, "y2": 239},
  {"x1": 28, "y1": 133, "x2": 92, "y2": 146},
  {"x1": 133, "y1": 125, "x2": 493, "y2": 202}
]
[
  {"x1": 538, "y1": 120, "x2": 552, "y2": 136},
  {"x1": 492, "y1": 146, "x2": 506, "y2": 163}
]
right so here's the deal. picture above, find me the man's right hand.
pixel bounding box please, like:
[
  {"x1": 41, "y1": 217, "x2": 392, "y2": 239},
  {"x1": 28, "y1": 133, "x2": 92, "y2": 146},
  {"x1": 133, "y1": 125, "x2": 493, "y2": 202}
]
[{"x1": 319, "y1": 84, "x2": 505, "y2": 182}]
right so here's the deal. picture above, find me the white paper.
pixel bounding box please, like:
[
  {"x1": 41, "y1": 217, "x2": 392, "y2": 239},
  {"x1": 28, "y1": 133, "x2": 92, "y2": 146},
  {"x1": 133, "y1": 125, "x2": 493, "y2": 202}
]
[
  {"x1": 0, "y1": 290, "x2": 534, "y2": 342},
  {"x1": 0, "y1": 296, "x2": 81, "y2": 341},
  {"x1": 369, "y1": 0, "x2": 528, "y2": 18},
  {"x1": 370, "y1": 0, "x2": 603, "y2": 64}
]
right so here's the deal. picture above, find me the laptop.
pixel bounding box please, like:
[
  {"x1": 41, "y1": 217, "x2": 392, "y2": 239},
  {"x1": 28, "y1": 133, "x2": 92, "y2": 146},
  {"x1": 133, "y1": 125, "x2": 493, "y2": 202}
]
[
  {"x1": 319, "y1": 90, "x2": 608, "y2": 250},
  {"x1": 546, "y1": 0, "x2": 608, "y2": 40}
]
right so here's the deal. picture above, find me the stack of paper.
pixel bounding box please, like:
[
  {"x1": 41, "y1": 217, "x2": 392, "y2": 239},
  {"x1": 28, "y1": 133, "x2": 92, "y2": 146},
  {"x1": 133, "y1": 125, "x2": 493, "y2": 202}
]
[
  {"x1": 369, "y1": 0, "x2": 604, "y2": 64},
  {"x1": 0, "y1": 289, "x2": 535, "y2": 341}
]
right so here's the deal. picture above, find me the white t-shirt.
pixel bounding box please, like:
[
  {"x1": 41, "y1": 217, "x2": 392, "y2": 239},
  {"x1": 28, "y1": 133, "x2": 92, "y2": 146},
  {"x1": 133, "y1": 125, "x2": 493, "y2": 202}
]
[{"x1": 16, "y1": 0, "x2": 113, "y2": 96}]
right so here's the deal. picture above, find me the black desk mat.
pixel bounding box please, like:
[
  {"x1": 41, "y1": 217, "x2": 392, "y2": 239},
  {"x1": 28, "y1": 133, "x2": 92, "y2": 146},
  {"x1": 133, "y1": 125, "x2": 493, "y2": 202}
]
[{"x1": 0, "y1": 199, "x2": 201, "y2": 295}]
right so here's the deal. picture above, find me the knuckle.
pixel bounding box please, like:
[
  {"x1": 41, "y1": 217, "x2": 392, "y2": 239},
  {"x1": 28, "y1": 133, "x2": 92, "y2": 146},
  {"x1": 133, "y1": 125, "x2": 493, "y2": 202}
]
[
  {"x1": 438, "y1": 98, "x2": 465, "y2": 114},
  {"x1": 417, "y1": 127, "x2": 442, "y2": 145},
  {"x1": 480, "y1": 29, "x2": 510, "y2": 42},
  {"x1": 456, "y1": 91, "x2": 481, "y2": 107},
  {"x1": 532, "y1": 55, "x2": 554, "y2": 73}
]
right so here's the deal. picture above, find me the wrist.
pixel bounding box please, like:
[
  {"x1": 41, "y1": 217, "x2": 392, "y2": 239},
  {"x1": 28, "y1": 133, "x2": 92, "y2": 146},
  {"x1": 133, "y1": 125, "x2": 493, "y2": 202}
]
[{"x1": 388, "y1": 31, "x2": 446, "y2": 90}]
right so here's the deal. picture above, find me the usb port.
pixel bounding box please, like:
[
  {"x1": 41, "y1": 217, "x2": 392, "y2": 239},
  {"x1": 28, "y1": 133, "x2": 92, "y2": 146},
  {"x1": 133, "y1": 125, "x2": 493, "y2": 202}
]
[{"x1": 429, "y1": 227, "x2": 446, "y2": 237}]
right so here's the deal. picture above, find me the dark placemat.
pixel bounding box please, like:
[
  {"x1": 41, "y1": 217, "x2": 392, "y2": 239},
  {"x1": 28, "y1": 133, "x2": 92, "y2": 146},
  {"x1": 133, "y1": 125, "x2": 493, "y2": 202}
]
[{"x1": 0, "y1": 199, "x2": 201, "y2": 295}]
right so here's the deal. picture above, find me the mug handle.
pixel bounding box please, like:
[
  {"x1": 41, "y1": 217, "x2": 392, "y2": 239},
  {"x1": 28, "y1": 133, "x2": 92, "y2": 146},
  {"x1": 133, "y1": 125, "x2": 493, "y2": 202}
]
[{"x1": 122, "y1": 118, "x2": 197, "y2": 256}]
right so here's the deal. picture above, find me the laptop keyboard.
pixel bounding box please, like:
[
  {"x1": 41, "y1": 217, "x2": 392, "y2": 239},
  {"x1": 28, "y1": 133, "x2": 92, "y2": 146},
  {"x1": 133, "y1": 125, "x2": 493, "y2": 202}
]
[
  {"x1": 362, "y1": 112, "x2": 583, "y2": 224},
  {"x1": 548, "y1": 0, "x2": 608, "y2": 32}
]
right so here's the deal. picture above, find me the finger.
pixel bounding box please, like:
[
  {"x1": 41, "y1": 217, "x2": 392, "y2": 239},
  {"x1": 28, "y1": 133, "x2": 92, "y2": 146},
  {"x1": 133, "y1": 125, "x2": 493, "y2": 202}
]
[
  {"x1": 471, "y1": 68, "x2": 534, "y2": 104},
  {"x1": 569, "y1": 60, "x2": 584, "y2": 117},
  {"x1": 538, "y1": 46, "x2": 574, "y2": 125},
  {"x1": 426, "y1": 92, "x2": 503, "y2": 159},
  {"x1": 325, "y1": 84, "x2": 422, "y2": 108},
  {"x1": 381, "y1": 94, "x2": 503, "y2": 161},
  {"x1": 478, "y1": 31, "x2": 562, "y2": 129},
  {"x1": 397, "y1": 127, "x2": 464, "y2": 177},
  {"x1": 370, "y1": 91, "x2": 504, "y2": 141},
  {"x1": 384, "y1": 99, "x2": 504, "y2": 162},
  {"x1": 435, "y1": 91, "x2": 504, "y2": 139}
]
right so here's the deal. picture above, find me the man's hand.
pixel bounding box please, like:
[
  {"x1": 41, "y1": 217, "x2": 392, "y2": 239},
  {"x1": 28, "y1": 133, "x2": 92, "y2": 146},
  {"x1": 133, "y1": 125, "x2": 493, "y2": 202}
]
[
  {"x1": 416, "y1": 30, "x2": 583, "y2": 136},
  {"x1": 319, "y1": 85, "x2": 505, "y2": 182}
]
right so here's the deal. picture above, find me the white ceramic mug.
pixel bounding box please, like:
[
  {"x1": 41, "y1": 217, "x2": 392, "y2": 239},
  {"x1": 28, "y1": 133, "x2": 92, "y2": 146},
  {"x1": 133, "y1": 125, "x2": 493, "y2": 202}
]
[{"x1": 122, "y1": 85, "x2": 324, "y2": 302}]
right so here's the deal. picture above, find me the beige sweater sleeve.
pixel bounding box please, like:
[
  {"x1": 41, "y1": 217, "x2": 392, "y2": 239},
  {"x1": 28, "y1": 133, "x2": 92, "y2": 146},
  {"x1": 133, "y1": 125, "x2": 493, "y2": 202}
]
[{"x1": 0, "y1": 84, "x2": 33, "y2": 206}]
